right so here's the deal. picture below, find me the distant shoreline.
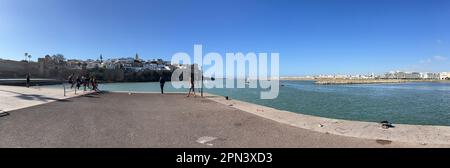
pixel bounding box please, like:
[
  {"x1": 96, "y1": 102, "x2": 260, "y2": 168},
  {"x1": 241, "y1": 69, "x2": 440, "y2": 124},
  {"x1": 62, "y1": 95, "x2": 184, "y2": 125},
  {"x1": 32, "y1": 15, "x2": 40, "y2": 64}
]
[{"x1": 280, "y1": 77, "x2": 450, "y2": 85}]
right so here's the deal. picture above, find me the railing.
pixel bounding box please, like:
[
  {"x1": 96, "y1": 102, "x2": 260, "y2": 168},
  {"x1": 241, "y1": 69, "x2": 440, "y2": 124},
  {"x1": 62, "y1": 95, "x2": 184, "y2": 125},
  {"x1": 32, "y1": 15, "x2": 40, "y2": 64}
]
[
  {"x1": 62, "y1": 83, "x2": 80, "y2": 96},
  {"x1": 62, "y1": 82, "x2": 96, "y2": 96}
]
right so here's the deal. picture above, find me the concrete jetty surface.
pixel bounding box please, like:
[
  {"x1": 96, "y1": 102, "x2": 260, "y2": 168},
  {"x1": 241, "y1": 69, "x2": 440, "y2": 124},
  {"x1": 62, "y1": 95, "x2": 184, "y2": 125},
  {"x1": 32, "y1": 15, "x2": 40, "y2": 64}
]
[
  {"x1": 0, "y1": 87, "x2": 448, "y2": 147},
  {"x1": 0, "y1": 85, "x2": 91, "y2": 112},
  {"x1": 207, "y1": 94, "x2": 450, "y2": 146}
]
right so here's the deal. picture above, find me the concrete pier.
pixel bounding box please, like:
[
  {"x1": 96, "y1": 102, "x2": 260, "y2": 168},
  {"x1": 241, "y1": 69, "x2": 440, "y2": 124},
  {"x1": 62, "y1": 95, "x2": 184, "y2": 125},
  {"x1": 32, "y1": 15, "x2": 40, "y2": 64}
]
[{"x1": 1, "y1": 87, "x2": 449, "y2": 147}]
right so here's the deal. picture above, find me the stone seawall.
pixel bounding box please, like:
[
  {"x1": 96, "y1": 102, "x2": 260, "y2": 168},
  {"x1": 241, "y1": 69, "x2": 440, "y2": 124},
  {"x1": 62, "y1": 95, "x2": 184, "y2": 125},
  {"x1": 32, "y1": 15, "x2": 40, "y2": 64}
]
[
  {"x1": 0, "y1": 59, "x2": 174, "y2": 82},
  {"x1": 0, "y1": 59, "x2": 41, "y2": 78}
]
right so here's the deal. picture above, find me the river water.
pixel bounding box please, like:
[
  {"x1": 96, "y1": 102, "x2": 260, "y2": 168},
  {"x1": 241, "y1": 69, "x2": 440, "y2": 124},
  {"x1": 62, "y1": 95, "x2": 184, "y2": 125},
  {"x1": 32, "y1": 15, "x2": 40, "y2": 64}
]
[{"x1": 97, "y1": 80, "x2": 450, "y2": 126}]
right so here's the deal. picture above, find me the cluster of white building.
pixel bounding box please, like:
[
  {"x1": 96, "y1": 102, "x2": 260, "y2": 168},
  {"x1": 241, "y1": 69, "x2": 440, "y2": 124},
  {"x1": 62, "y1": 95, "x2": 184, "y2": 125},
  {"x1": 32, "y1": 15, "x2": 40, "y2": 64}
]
[
  {"x1": 314, "y1": 73, "x2": 376, "y2": 79},
  {"x1": 66, "y1": 57, "x2": 174, "y2": 72},
  {"x1": 383, "y1": 71, "x2": 449, "y2": 80}
]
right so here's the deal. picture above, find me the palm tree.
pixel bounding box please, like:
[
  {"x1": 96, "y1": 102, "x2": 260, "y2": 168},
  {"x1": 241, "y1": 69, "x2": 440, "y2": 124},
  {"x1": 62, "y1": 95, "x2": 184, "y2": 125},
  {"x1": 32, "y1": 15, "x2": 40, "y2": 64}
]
[
  {"x1": 28, "y1": 54, "x2": 32, "y2": 62},
  {"x1": 24, "y1": 53, "x2": 28, "y2": 62}
]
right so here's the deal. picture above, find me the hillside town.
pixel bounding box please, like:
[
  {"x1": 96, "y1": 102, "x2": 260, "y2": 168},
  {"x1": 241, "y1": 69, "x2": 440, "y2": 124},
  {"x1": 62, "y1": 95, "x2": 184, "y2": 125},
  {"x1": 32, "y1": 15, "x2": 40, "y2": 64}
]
[
  {"x1": 0, "y1": 54, "x2": 188, "y2": 82},
  {"x1": 45, "y1": 53, "x2": 178, "y2": 72}
]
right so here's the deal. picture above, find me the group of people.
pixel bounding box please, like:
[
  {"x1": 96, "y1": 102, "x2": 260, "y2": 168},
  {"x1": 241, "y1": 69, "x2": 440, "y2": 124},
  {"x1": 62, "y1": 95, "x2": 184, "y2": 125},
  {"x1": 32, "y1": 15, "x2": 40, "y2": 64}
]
[
  {"x1": 159, "y1": 65, "x2": 197, "y2": 97},
  {"x1": 158, "y1": 74, "x2": 196, "y2": 97},
  {"x1": 68, "y1": 73, "x2": 99, "y2": 92},
  {"x1": 24, "y1": 71, "x2": 194, "y2": 96}
]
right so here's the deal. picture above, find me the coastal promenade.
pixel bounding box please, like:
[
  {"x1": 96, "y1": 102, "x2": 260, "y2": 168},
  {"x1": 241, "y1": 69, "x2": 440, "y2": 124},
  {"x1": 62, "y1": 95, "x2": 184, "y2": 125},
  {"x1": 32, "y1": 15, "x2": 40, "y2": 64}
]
[{"x1": 0, "y1": 86, "x2": 448, "y2": 147}]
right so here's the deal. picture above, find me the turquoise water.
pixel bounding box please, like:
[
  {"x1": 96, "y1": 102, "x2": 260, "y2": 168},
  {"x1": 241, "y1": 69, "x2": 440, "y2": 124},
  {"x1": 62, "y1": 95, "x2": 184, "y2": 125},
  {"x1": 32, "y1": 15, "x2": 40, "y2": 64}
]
[{"x1": 97, "y1": 81, "x2": 450, "y2": 126}]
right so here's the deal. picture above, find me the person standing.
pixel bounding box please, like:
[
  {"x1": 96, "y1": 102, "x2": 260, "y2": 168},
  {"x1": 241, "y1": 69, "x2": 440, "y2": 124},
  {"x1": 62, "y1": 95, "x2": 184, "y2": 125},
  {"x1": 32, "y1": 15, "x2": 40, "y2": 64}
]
[
  {"x1": 76, "y1": 76, "x2": 81, "y2": 90},
  {"x1": 25, "y1": 73, "x2": 30, "y2": 88},
  {"x1": 85, "y1": 75, "x2": 91, "y2": 89},
  {"x1": 82, "y1": 75, "x2": 87, "y2": 91},
  {"x1": 68, "y1": 73, "x2": 75, "y2": 89},
  {"x1": 91, "y1": 76, "x2": 99, "y2": 92},
  {"x1": 187, "y1": 65, "x2": 196, "y2": 97},
  {"x1": 90, "y1": 77, "x2": 95, "y2": 91},
  {"x1": 159, "y1": 76, "x2": 166, "y2": 94}
]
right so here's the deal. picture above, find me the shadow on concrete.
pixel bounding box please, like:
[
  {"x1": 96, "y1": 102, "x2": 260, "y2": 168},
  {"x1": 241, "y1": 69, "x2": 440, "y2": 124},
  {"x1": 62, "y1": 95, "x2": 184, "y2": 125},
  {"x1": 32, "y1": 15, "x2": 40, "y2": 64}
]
[
  {"x1": 14, "y1": 94, "x2": 71, "y2": 102},
  {"x1": 203, "y1": 95, "x2": 220, "y2": 98},
  {"x1": 83, "y1": 95, "x2": 100, "y2": 98},
  {"x1": 0, "y1": 89, "x2": 70, "y2": 102}
]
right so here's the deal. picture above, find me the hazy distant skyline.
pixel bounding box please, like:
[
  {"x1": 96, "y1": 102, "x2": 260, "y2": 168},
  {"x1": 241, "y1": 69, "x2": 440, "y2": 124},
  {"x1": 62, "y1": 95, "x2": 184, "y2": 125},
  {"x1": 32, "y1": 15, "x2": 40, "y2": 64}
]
[{"x1": 1, "y1": 0, "x2": 449, "y2": 76}]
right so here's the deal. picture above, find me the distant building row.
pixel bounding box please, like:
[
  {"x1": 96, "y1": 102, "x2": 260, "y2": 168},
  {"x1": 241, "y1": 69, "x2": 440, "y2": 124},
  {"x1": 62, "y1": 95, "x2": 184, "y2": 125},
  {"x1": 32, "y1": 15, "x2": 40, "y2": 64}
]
[
  {"x1": 314, "y1": 73, "x2": 376, "y2": 79},
  {"x1": 382, "y1": 71, "x2": 449, "y2": 80},
  {"x1": 313, "y1": 71, "x2": 450, "y2": 80}
]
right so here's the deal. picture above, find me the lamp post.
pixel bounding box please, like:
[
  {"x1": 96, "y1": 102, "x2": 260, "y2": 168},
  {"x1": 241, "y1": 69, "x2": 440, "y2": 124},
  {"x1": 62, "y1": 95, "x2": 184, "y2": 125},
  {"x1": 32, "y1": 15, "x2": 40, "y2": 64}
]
[
  {"x1": 200, "y1": 63, "x2": 204, "y2": 97},
  {"x1": 201, "y1": 73, "x2": 204, "y2": 97}
]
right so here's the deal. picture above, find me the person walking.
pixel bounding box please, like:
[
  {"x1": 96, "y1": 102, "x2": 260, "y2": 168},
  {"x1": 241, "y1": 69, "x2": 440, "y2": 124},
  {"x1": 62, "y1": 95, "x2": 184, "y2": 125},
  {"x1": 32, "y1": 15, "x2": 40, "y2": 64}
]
[
  {"x1": 68, "y1": 73, "x2": 75, "y2": 89},
  {"x1": 25, "y1": 73, "x2": 30, "y2": 88},
  {"x1": 91, "y1": 77, "x2": 99, "y2": 92},
  {"x1": 85, "y1": 75, "x2": 91, "y2": 89},
  {"x1": 82, "y1": 75, "x2": 87, "y2": 91},
  {"x1": 76, "y1": 76, "x2": 81, "y2": 90},
  {"x1": 90, "y1": 77, "x2": 95, "y2": 91},
  {"x1": 159, "y1": 76, "x2": 166, "y2": 94}
]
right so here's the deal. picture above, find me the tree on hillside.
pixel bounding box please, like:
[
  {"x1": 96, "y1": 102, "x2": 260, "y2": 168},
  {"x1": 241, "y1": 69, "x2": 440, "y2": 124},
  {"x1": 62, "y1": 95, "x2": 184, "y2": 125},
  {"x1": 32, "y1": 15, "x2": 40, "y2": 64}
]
[
  {"x1": 52, "y1": 54, "x2": 65, "y2": 64},
  {"x1": 24, "y1": 53, "x2": 28, "y2": 62},
  {"x1": 100, "y1": 54, "x2": 103, "y2": 63}
]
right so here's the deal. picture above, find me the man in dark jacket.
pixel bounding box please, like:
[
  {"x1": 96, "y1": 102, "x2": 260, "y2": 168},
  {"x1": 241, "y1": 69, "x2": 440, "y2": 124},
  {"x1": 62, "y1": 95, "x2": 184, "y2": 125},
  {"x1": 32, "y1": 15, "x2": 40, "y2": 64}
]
[
  {"x1": 25, "y1": 73, "x2": 30, "y2": 88},
  {"x1": 159, "y1": 76, "x2": 166, "y2": 94}
]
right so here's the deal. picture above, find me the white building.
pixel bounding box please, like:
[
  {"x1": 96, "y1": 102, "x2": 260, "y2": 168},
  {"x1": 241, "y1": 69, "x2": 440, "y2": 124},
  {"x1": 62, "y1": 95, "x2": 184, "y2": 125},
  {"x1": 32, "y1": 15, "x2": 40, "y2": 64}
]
[
  {"x1": 440, "y1": 72, "x2": 450, "y2": 80},
  {"x1": 118, "y1": 57, "x2": 134, "y2": 64},
  {"x1": 173, "y1": 64, "x2": 189, "y2": 70},
  {"x1": 102, "y1": 62, "x2": 117, "y2": 70},
  {"x1": 427, "y1": 73, "x2": 440, "y2": 80},
  {"x1": 86, "y1": 62, "x2": 101, "y2": 69},
  {"x1": 143, "y1": 63, "x2": 158, "y2": 70},
  {"x1": 420, "y1": 73, "x2": 428, "y2": 79}
]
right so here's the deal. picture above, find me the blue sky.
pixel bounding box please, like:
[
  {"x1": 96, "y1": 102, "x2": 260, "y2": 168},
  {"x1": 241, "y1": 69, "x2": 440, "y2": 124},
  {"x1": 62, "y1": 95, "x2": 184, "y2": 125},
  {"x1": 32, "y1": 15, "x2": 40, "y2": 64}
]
[{"x1": 0, "y1": 0, "x2": 449, "y2": 76}]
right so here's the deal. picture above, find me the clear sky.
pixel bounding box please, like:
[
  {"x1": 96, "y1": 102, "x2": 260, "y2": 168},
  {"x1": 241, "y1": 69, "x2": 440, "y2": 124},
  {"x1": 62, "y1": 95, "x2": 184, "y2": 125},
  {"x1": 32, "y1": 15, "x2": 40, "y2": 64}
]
[{"x1": 0, "y1": 0, "x2": 449, "y2": 76}]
